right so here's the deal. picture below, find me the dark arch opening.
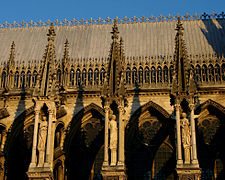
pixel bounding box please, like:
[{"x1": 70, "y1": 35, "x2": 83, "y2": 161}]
[
  {"x1": 125, "y1": 102, "x2": 176, "y2": 180},
  {"x1": 64, "y1": 104, "x2": 105, "y2": 180},
  {"x1": 196, "y1": 100, "x2": 225, "y2": 179}
]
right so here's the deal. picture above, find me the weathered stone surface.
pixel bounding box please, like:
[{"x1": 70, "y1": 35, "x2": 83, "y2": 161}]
[{"x1": 0, "y1": 15, "x2": 224, "y2": 180}]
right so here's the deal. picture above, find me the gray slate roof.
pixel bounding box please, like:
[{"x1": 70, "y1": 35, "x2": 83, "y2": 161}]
[{"x1": 0, "y1": 19, "x2": 225, "y2": 63}]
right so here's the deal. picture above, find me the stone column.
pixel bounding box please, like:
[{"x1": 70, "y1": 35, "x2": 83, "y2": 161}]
[
  {"x1": 0, "y1": 130, "x2": 6, "y2": 151},
  {"x1": 45, "y1": 110, "x2": 53, "y2": 167},
  {"x1": 118, "y1": 105, "x2": 125, "y2": 167},
  {"x1": 11, "y1": 73, "x2": 14, "y2": 89},
  {"x1": 175, "y1": 104, "x2": 183, "y2": 166},
  {"x1": 30, "y1": 109, "x2": 40, "y2": 167},
  {"x1": 189, "y1": 104, "x2": 199, "y2": 166},
  {"x1": 103, "y1": 105, "x2": 109, "y2": 167},
  {"x1": 60, "y1": 130, "x2": 66, "y2": 148},
  {"x1": 0, "y1": 74, "x2": 2, "y2": 88},
  {"x1": 49, "y1": 111, "x2": 56, "y2": 168}
]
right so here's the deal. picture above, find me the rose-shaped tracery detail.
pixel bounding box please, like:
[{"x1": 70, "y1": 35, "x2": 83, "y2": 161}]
[
  {"x1": 82, "y1": 118, "x2": 104, "y2": 147},
  {"x1": 139, "y1": 119, "x2": 162, "y2": 145},
  {"x1": 198, "y1": 116, "x2": 220, "y2": 145}
]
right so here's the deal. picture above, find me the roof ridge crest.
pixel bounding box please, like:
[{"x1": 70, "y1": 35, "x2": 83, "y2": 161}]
[{"x1": 0, "y1": 12, "x2": 224, "y2": 29}]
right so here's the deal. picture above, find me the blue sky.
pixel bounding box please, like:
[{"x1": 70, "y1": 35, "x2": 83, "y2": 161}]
[{"x1": 0, "y1": 0, "x2": 224, "y2": 23}]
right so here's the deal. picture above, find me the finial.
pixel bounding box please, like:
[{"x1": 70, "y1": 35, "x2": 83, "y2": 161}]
[
  {"x1": 47, "y1": 23, "x2": 56, "y2": 42},
  {"x1": 111, "y1": 19, "x2": 119, "y2": 40},
  {"x1": 8, "y1": 41, "x2": 15, "y2": 67},
  {"x1": 11, "y1": 41, "x2": 15, "y2": 51},
  {"x1": 120, "y1": 36, "x2": 124, "y2": 45},
  {"x1": 63, "y1": 39, "x2": 69, "y2": 60},
  {"x1": 176, "y1": 16, "x2": 184, "y2": 34}
]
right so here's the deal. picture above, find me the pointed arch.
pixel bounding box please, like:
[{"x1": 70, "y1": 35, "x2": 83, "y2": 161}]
[
  {"x1": 100, "y1": 68, "x2": 105, "y2": 85},
  {"x1": 14, "y1": 71, "x2": 19, "y2": 88},
  {"x1": 126, "y1": 101, "x2": 175, "y2": 179},
  {"x1": 195, "y1": 99, "x2": 225, "y2": 179},
  {"x1": 82, "y1": 68, "x2": 87, "y2": 86},
  {"x1": 151, "y1": 66, "x2": 156, "y2": 83},
  {"x1": 94, "y1": 68, "x2": 99, "y2": 85},
  {"x1": 20, "y1": 71, "x2": 26, "y2": 88},
  {"x1": 222, "y1": 63, "x2": 225, "y2": 81},
  {"x1": 88, "y1": 68, "x2": 93, "y2": 86},
  {"x1": 64, "y1": 103, "x2": 105, "y2": 179},
  {"x1": 64, "y1": 103, "x2": 104, "y2": 153},
  {"x1": 132, "y1": 67, "x2": 137, "y2": 85},
  {"x1": 208, "y1": 64, "x2": 214, "y2": 82},
  {"x1": 126, "y1": 67, "x2": 131, "y2": 84},
  {"x1": 70, "y1": 69, "x2": 75, "y2": 86},
  {"x1": 57, "y1": 69, "x2": 62, "y2": 84},
  {"x1": 126, "y1": 101, "x2": 172, "y2": 149},
  {"x1": 195, "y1": 99, "x2": 225, "y2": 116},
  {"x1": 157, "y1": 66, "x2": 162, "y2": 83},
  {"x1": 1, "y1": 71, "x2": 6, "y2": 88},
  {"x1": 75, "y1": 68, "x2": 81, "y2": 86},
  {"x1": 26, "y1": 70, "x2": 31, "y2": 87},
  {"x1": 138, "y1": 66, "x2": 143, "y2": 84},
  {"x1": 163, "y1": 65, "x2": 169, "y2": 83},
  {"x1": 144, "y1": 66, "x2": 150, "y2": 84},
  {"x1": 195, "y1": 64, "x2": 201, "y2": 82},
  {"x1": 214, "y1": 64, "x2": 221, "y2": 81},
  {"x1": 32, "y1": 70, "x2": 38, "y2": 87},
  {"x1": 130, "y1": 101, "x2": 170, "y2": 122}
]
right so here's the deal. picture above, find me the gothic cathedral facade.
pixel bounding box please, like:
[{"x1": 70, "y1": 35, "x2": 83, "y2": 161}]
[{"x1": 0, "y1": 13, "x2": 224, "y2": 179}]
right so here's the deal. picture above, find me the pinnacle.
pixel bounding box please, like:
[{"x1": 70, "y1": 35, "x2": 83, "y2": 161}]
[
  {"x1": 47, "y1": 23, "x2": 56, "y2": 39},
  {"x1": 9, "y1": 41, "x2": 15, "y2": 65},
  {"x1": 111, "y1": 19, "x2": 119, "y2": 40},
  {"x1": 63, "y1": 39, "x2": 70, "y2": 61},
  {"x1": 65, "y1": 39, "x2": 69, "y2": 47},
  {"x1": 120, "y1": 37, "x2": 123, "y2": 44},
  {"x1": 11, "y1": 41, "x2": 15, "y2": 50},
  {"x1": 175, "y1": 17, "x2": 184, "y2": 33}
]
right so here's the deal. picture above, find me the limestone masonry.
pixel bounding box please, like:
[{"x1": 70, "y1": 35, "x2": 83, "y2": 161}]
[{"x1": 0, "y1": 13, "x2": 224, "y2": 179}]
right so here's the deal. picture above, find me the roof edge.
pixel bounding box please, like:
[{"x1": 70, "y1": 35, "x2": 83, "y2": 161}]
[{"x1": 1, "y1": 12, "x2": 225, "y2": 29}]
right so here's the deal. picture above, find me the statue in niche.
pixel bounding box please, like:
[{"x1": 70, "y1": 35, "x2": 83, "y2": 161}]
[
  {"x1": 181, "y1": 113, "x2": 191, "y2": 164},
  {"x1": 109, "y1": 114, "x2": 117, "y2": 166},
  {"x1": 38, "y1": 114, "x2": 48, "y2": 166}
]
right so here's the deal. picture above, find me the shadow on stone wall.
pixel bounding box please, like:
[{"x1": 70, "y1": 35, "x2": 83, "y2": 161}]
[
  {"x1": 64, "y1": 86, "x2": 104, "y2": 180},
  {"x1": 4, "y1": 88, "x2": 33, "y2": 180}
]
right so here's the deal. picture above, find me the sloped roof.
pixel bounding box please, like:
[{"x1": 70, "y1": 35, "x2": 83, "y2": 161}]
[{"x1": 0, "y1": 18, "x2": 224, "y2": 63}]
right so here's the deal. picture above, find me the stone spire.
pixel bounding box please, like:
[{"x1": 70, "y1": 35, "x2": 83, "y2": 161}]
[
  {"x1": 101, "y1": 21, "x2": 127, "y2": 179},
  {"x1": 171, "y1": 18, "x2": 200, "y2": 178},
  {"x1": 34, "y1": 23, "x2": 58, "y2": 97},
  {"x1": 171, "y1": 17, "x2": 197, "y2": 98},
  {"x1": 61, "y1": 39, "x2": 70, "y2": 88},
  {"x1": 118, "y1": 37, "x2": 126, "y2": 97},
  {"x1": 62, "y1": 39, "x2": 69, "y2": 67},
  {"x1": 8, "y1": 41, "x2": 15, "y2": 68},
  {"x1": 172, "y1": 17, "x2": 190, "y2": 95},
  {"x1": 111, "y1": 20, "x2": 119, "y2": 41},
  {"x1": 102, "y1": 20, "x2": 126, "y2": 101}
]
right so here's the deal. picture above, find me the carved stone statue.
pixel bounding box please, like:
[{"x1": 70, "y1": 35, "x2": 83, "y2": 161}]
[
  {"x1": 181, "y1": 113, "x2": 191, "y2": 164},
  {"x1": 38, "y1": 115, "x2": 48, "y2": 166},
  {"x1": 109, "y1": 114, "x2": 117, "y2": 166}
]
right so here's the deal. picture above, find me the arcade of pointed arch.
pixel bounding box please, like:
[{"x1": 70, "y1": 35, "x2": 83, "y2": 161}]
[
  {"x1": 0, "y1": 15, "x2": 224, "y2": 180},
  {"x1": 0, "y1": 52, "x2": 224, "y2": 90}
]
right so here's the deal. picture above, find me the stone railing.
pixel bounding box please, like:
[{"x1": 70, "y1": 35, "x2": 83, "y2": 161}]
[{"x1": 0, "y1": 12, "x2": 224, "y2": 28}]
